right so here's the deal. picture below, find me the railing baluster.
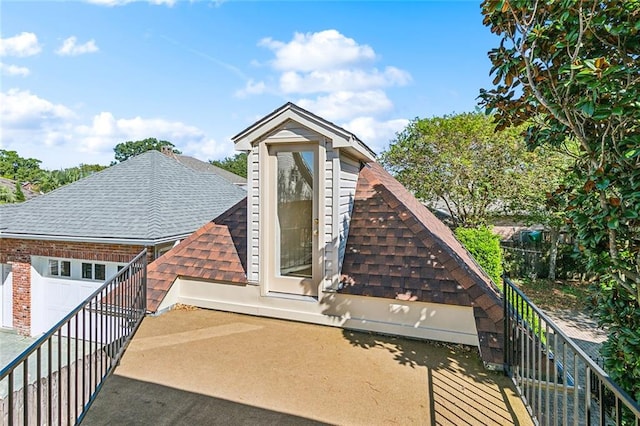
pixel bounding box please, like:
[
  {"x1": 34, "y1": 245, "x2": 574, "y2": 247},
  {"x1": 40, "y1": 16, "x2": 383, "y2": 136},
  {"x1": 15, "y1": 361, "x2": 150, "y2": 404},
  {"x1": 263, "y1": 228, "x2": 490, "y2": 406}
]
[
  {"x1": 8, "y1": 370, "x2": 13, "y2": 426},
  {"x1": 37, "y1": 346, "x2": 42, "y2": 426}
]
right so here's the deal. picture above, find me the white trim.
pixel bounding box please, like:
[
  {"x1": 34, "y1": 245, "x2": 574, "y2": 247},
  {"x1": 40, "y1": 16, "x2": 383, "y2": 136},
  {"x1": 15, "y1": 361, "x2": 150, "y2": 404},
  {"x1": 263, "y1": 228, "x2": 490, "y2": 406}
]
[
  {"x1": 0, "y1": 232, "x2": 190, "y2": 246},
  {"x1": 170, "y1": 277, "x2": 480, "y2": 347}
]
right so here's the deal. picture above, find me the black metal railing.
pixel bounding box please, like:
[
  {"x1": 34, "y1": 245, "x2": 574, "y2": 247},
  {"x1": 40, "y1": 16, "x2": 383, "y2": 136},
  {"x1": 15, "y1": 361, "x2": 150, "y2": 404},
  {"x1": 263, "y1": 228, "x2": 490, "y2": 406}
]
[
  {"x1": 0, "y1": 250, "x2": 147, "y2": 425},
  {"x1": 503, "y1": 276, "x2": 640, "y2": 425}
]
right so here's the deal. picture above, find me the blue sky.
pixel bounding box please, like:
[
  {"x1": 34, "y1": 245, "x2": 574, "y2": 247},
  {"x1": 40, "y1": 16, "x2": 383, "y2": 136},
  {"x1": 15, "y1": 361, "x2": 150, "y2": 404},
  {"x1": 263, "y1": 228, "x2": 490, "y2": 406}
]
[{"x1": 1, "y1": 0, "x2": 498, "y2": 170}]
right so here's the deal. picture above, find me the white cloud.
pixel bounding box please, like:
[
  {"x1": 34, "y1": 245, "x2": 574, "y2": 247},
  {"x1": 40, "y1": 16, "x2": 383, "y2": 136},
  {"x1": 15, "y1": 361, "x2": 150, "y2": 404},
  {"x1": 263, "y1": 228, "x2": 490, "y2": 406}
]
[
  {"x1": 0, "y1": 89, "x2": 230, "y2": 168},
  {"x1": 0, "y1": 89, "x2": 75, "y2": 128},
  {"x1": 0, "y1": 32, "x2": 41, "y2": 57},
  {"x1": 259, "y1": 30, "x2": 375, "y2": 72},
  {"x1": 240, "y1": 29, "x2": 412, "y2": 146},
  {"x1": 234, "y1": 79, "x2": 266, "y2": 98},
  {"x1": 297, "y1": 91, "x2": 394, "y2": 121},
  {"x1": 0, "y1": 63, "x2": 30, "y2": 77},
  {"x1": 280, "y1": 67, "x2": 411, "y2": 94},
  {"x1": 341, "y1": 116, "x2": 409, "y2": 155},
  {"x1": 56, "y1": 37, "x2": 99, "y2": 56}
]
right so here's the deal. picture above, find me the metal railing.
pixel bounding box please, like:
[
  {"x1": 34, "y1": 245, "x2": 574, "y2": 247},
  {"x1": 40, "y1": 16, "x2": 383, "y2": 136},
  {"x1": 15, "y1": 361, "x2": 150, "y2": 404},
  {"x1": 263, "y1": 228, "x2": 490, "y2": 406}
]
[
  {"x1": 503, "y1": 276, "x2": 640, "y2": 425},
  {"x1": 0, "y1": 250, "x2": 147, "y2": 425}
]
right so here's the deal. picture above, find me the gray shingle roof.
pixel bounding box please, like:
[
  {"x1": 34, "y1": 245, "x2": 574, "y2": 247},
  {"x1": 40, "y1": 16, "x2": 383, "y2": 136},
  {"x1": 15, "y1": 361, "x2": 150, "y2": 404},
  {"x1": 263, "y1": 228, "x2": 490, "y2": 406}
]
[
  {"x1": 0, "y1": 150, "x2": 247, "y2": 242},
  {"x1": 175, "y1": 155, "x2": 246, "y2": 185}
]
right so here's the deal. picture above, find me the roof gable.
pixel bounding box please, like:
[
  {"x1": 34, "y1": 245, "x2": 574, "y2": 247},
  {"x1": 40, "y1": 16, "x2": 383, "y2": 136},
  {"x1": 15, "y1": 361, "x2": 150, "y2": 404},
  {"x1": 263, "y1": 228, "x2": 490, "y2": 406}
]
[{"x1": 232, "y1": 102, "x2": 376, "y2": 161}]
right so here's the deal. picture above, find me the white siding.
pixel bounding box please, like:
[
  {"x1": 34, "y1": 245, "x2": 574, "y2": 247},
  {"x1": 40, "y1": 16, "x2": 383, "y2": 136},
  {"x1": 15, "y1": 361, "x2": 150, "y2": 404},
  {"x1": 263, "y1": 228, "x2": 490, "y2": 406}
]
[
  {"x1": 323, "y1": 141, "x2": 336, "y2": 289},
  {"x1": 248, "y1": 147, "x2": 260, "y2": 283},
  {"x1": 338, "y1": 155, "x2": 360, "y2": 271}
]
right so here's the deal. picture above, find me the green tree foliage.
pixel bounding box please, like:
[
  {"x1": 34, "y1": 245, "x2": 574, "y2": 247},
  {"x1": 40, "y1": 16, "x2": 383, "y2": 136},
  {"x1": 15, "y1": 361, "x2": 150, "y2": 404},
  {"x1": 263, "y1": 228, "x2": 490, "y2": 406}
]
[
  {"x1": 0, "y1": 185, "x2": 16, "y2": 204},
  {"x1": 380, "y1": 112, "x2": 569, "y2": 229},
  {"x1": 113, "y1": 138, "x2": 181, "y2": 163},
  {"x1": 0, "y1": 149, "x2": 44, "y2": 183},
  {"x1": 14, "y1": 182, "x2": 25, "y2": 202},
  {"x1": 480, "y1": 0, "x2": 640, "y2": 401},
  {"x1": 455, "y1": 226, "x2": 503, "y2": 286},
  {"x1": 211, "y1": 152, "x2": 248, "y2": 178},
  {"x1": 38, "y1": 164, "x2": 107, "y2": 193}
]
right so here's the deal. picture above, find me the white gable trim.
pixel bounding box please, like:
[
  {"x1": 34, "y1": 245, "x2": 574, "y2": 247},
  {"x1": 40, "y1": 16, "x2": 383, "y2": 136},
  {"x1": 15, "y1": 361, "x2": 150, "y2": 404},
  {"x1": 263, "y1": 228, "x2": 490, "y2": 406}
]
[{"x1": 233, "y1": 104, "x2": 375, "y2": 162}]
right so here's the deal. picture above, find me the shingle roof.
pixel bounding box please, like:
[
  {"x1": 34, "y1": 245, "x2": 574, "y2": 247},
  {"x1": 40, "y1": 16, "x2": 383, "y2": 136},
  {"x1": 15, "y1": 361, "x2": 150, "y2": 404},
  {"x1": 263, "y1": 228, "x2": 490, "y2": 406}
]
[
  {"x1": 147, "y1": 199, "x2": 247, "y2": 312},
  {"x1": 175, "y1": 155, "x2": 247, "y2": 185},
  {"x1": 0, "y1": 150, "x2": 247, "y2": 242},
  {"x1": 144, "y1": 161, "x2": 504, "y2": 365},
  {"x1": 338, "y1": 162, "x2": 504, "y2": 365}
]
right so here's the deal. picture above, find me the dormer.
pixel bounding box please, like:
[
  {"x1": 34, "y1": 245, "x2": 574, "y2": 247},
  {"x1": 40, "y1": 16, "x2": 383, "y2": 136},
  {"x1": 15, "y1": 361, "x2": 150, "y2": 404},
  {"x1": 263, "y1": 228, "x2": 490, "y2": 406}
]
[{"x1": 232, "y1": 103, "x2": 375, "y2": 298}]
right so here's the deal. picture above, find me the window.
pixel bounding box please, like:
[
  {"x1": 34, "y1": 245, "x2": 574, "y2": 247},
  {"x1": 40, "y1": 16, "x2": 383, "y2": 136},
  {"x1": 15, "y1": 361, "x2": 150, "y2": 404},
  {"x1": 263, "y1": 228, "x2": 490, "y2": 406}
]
[
  {"x1": 82, "y1": 262, "x2": 106, "y2": 281},
  {"x1": 48, "y1": 259, "x2": 71, "y2": 277}
]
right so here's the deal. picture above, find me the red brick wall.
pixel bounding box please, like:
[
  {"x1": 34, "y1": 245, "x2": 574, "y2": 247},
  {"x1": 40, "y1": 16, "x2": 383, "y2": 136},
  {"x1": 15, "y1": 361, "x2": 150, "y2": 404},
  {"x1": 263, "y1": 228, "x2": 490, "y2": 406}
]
[
  {"x1": 11, "y1": 261, "x2": 31, "y2": 335},
  {"x1": 0, "y1": 238, "x2": 154, "y2": 335}
]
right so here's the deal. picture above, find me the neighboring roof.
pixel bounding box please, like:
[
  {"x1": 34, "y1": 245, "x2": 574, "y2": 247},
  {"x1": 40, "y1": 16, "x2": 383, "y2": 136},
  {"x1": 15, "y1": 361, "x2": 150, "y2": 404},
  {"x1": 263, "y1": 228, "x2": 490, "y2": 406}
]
[
  {"x1": 0, "y1": 150, "x2": 247, "y2": 243},
  {"x1": 145, "y1": 161, "x2": 504, "y2": 365},
  {"x1": 174, "y1": 155, "x2": 247, "y2": 185},
  {"x1": 0, "y1": 177, "x2": 40, "y2": 200},
  {"x1": 232, "y1": 102, "x2": 376, "y2": 161}
]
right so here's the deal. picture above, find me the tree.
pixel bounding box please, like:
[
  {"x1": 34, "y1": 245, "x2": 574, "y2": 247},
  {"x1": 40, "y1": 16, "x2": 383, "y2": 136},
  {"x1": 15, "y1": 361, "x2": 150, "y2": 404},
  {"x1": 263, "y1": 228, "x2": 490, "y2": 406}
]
[
  {"x1": 113, "y1": 138, "x2": 181, "y2": 163},
  {"x1": 0, "y1": 185, "x2": 16, "y2": 204},
  {"x1": 479, "y1": 0, "x2": 640, "y2": 402},
  {"x1": 508, "y1": 143, "x2": 576, "y2": 280},
  {"x1": 14, "y1": 181, "x2": 25, "y2": 202},
  {"x1": 211, "y1": 153, "x2": 248, "y2": 178},
  {"x1": 380, "y1": 112, "x2": 567, "y2": 228},
  {"x1": 0, "y1": 149, "x2": 44, "y2": 183}
]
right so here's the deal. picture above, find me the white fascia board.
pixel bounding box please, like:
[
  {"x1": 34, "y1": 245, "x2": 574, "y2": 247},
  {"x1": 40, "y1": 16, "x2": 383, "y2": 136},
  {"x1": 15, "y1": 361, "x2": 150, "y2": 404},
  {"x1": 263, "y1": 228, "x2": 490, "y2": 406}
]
[
  {"x1": 0, "y1": 231, "x2": 193, "y2": 246},
  {"x1": 234, "y1": 109, "x2": 351, "y2": 149}
]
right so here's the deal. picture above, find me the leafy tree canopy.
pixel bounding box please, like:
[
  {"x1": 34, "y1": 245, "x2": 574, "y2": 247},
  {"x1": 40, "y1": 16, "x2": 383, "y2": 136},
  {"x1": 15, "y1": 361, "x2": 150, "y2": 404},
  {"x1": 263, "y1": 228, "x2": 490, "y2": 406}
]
[
  {"x1": 0, "y1": 149, "x2": 44, "y2": 183},
  {"x1": 479, "y1": 0, "x2": 640, "y2": 302},
  {"x1": 480, "y1": 0, "x2": 640, "y2": 402},
  {"x1": 113, "y1": 138, "x2": 181, "y2": 163},
  {"x1": 380, "y1": 112, "x2": 569, "y2": 228},
  {"x1": 211, "y1": 152, "x2": 247, "y2": 178}
]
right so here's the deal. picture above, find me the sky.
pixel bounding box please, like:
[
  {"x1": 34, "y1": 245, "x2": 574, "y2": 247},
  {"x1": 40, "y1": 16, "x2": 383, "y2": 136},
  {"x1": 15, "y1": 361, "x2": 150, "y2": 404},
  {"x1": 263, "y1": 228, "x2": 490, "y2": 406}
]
[{"x1": 0, "y1": 0, "x2": 500, "y2": 170}]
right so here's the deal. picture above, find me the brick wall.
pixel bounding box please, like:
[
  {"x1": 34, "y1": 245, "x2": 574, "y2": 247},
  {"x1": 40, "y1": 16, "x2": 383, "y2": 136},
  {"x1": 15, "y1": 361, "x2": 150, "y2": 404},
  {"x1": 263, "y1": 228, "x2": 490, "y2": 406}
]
[
  {"x1": 0, "y1": 238, "x2": 154, "y2": 335},
  {"x1": 10, "y1": 261, "x2": 31, "y2": 335}
]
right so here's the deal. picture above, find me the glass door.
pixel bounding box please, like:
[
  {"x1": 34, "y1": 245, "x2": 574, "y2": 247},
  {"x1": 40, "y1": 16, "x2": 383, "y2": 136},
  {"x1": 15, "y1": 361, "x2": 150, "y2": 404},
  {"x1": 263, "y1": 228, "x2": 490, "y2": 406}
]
[{"x1": 267, "y1": 144, "x2": 320, "y2": 296}]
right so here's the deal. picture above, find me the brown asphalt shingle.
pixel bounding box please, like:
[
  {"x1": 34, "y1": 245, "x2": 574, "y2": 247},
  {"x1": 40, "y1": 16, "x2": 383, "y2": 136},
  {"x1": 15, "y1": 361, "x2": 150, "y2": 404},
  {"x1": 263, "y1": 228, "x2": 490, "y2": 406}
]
[
  {"x1": 146, "y1": 199, "x2": 248, "y2": 312},
  {"x1": 339, "y1": 162, "x2": 504, "y2": 365}
]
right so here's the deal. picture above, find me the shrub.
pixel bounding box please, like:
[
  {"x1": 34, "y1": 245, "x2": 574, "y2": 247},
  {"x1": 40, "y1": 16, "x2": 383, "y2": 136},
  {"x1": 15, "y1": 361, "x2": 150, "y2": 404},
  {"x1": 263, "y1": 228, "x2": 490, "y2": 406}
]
[
  {"x1": 592, "y1": 280, "x2": 640, "y2": 405},
  {"x1": 455, "y1": 226, "x2": 503, "y2": 287}
]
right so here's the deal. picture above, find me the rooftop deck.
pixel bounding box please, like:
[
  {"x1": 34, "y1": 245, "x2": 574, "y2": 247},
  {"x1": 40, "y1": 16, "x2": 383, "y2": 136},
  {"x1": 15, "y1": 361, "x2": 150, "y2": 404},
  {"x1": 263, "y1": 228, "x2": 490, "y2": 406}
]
[{"x1": 82, "y1": 308, "x2": 532, "y2": 425}]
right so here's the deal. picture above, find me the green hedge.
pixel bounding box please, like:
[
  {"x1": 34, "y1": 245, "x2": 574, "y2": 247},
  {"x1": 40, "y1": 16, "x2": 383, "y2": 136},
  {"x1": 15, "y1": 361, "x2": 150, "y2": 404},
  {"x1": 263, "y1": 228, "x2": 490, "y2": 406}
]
[{"x1": 455, "y1": 226, "x2": 503, "y2": 287}]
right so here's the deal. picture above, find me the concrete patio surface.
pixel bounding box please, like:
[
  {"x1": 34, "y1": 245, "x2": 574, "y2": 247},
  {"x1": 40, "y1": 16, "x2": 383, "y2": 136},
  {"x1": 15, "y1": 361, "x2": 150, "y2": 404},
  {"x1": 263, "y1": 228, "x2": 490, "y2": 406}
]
[{"x1": 82, "y1": 307, "x2": 532, "y2": 425}]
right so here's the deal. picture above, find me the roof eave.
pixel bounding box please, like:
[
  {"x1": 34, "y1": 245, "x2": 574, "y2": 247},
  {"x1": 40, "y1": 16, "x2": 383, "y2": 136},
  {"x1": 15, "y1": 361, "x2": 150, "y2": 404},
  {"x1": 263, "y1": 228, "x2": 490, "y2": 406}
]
[{"x1": 0, "y1": 231, "x2": 193, "y2": 246}]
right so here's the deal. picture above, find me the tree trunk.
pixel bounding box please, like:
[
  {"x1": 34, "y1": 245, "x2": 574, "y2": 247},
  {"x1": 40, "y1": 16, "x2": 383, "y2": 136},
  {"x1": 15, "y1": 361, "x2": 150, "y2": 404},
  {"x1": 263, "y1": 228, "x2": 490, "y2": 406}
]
[{"x1": 548, "y1": 227, "x2": 559, "y2": 281}]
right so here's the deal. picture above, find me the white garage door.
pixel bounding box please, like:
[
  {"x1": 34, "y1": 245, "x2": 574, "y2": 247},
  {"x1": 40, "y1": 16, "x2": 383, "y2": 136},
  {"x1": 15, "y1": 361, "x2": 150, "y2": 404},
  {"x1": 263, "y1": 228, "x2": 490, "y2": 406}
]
[{"x1": 34, "y1": 277, "x2": 102, "y2": 335}]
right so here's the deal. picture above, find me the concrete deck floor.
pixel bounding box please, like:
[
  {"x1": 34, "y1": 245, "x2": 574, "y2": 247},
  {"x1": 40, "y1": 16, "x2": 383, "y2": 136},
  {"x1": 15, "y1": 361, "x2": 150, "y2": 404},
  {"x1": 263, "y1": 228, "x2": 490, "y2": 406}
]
[{"x1": 82, "y1": 308, "x2": 533, "y2": 425}]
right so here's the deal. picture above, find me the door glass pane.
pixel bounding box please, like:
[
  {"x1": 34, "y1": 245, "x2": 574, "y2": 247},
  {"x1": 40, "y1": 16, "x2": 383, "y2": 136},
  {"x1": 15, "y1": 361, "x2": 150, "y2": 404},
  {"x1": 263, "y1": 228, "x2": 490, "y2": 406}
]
[{"x1": 277, "y1": 151, "x2": 314, "y2": 278}]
